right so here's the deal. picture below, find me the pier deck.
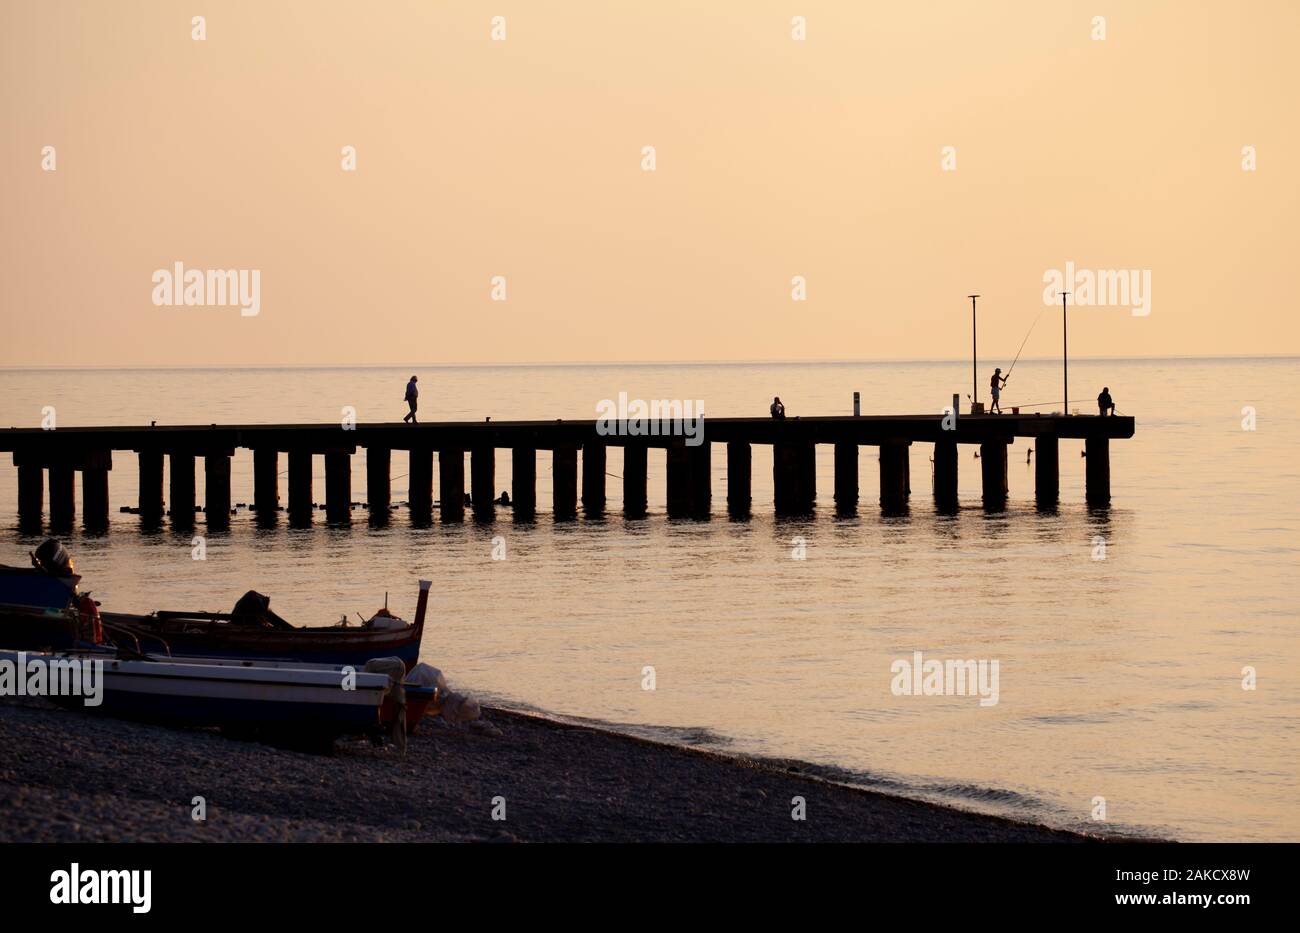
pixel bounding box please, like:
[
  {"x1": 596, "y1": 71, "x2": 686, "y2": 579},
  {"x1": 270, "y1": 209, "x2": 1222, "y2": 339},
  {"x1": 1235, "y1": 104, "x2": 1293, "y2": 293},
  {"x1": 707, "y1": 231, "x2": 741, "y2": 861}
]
[{"x1": 0, "y1": 414, "x2": 1135, "y2": 529}]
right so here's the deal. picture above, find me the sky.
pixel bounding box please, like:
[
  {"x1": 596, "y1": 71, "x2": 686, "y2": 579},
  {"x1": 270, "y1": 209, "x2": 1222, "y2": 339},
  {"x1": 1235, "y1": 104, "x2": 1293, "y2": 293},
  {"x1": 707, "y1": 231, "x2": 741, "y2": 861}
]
[{"x1": 1, "y1": 0, "x2": 1297, "y2": 367}]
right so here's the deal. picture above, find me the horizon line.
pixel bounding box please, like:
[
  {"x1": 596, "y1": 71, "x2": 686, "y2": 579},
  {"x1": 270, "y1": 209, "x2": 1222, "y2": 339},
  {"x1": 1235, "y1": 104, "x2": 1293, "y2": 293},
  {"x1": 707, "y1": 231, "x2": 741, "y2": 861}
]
[{"x1": 0, "y1": 353, "x2": 1297, "y2": 374}]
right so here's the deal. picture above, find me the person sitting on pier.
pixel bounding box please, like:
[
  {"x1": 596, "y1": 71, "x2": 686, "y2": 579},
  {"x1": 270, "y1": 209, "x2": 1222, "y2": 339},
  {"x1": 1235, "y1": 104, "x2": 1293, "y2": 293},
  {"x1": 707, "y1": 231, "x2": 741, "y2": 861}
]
[
  {"x1": 1097, "y1": 387, "x2": 1116, "y2": 416},
  {"x1": 989, "y1": 368, "x2": 1008, "y2": 414},
  {"x1": 403, "y1": 375, "x2": 419, "y2": 424},
  {"x1": 770, "y1": 396, "x2": 786, "y2": 420}
]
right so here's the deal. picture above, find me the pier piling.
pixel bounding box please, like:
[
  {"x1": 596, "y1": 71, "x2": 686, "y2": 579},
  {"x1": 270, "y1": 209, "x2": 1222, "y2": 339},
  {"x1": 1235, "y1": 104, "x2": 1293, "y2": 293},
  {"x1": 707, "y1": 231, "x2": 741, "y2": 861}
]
[
  {"x1": 582, "y1": 443, "x2": 606, "y2": 517},
  {"x1": 834, "y1": 442, "x2": 858, "y2": 514},
  {"x1": 324, "y1": 451, "x2": 351, "y2": 524},
  {"x1": 366, "y1": 447, "x2": 390, "y2": 521},
  {"x1": 439, "y1": 450, "x2": 465, "y2": 523},
  {"x1": 1035, "y1": 436, "x2": 1059, "y2": 508},
  {"x1": 408, "y1": 449, "x2": 433, "y2": 525},
  {"x1": 622, "y1": 445, "x2": 648, "y2": 518},
  {"x1": 17, "y1": 462, "x2": 43, "y2": 531},
  {"x1": 980, "y1": 440, "x2": 1009, "y2": 509},
  {"x1": 933, "y1": 439, "x2": 958, "y2": 513},
  {"x1": 774, "y1": 442, "x2": 815, "y2": 516},
  {"x1": 287, "y1": 450, "x2": 312, "y2": 525},
  {"x1": 138, "y1": 450, "x2": 165, "y2": 526},
  {"x1": 48, "y1": 465, "x2": 75, "y2": 531},
  {"x1": 726, "y1": 441, "x2": 751, "y2": 518},
  {"x1": 82, "y1": 456, "x2": 110, "y2": 533},
  {"x1": 553, "y1": 446, "x2": 578, "y2": 520},
  {"x1": 204, "y1": 453, "x2": 231, "y2": 530},
  {"x1": 1085, "y1": 436, "x2": 1110, "y2": 506},
  {"x1": 471, "y1": 447, "x2": 495, "y2": 520},
  {"x1": 511, "y1": 447, "x2": 536, "y2": 520},
  {"x1": 667, "y1": 442, "x2": 710, "y2": 518},
  {"x1": 879, "y1": 441, "x2": 910, "y2": 515},
  {"x1": 169, "y1": 453, "x2": 195, "y2": 529}
]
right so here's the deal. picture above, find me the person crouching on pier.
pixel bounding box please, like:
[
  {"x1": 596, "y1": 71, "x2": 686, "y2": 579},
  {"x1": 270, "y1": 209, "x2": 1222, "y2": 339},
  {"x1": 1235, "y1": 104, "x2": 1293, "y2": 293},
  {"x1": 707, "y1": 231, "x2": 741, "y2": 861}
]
[
  {"x1": 989, "y1": 368, "x2": 1008, "y2": 413},
  {"x1": 770, "y1": 396, "x2": 786, "y2": 419},
  {"x1": 1098, "y1": 387, "x2": 1116, "y2": 416},
  {"x1": 403, "y1": 375, "x2": 419, "y2": 423}
]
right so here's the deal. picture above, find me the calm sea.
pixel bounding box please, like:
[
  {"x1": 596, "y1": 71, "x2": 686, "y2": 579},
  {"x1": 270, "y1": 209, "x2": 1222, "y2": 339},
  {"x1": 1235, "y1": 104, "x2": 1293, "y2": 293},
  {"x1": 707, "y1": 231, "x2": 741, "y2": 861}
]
[{"x1": 0, "y1": 358, "x2": 1296, "y2": 841}]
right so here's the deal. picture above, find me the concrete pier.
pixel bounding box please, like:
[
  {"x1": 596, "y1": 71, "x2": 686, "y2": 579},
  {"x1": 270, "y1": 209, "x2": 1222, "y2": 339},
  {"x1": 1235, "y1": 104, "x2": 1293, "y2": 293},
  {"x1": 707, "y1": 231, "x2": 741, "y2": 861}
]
[
  {"x1": 726, "y1": 441, "x2": 751, "y2": 518},
  {"x1": 439, "y1": 450, "x2": 465, "y2": 523},
  {"x1": 408, "y1": 449, "x2": 433, "y2": 525},
  {"x1": 582, "y1": 443, "x2": 606, "y2": 517},
  {"x1": 933, "y1": 438, "x2": 958, "y2": 513},
  {"x1": 980, "y1": 440, "x2": 1009, "y2": 509},
  {"x1": 138, "y1": 450, "x2": 164, "y2": 526},
  {"x1": 204, "y1": 453, "x2": 231, "y2": 530},
  {"x1": 471, "y1": 447, "x2": 495, "y2": 520},
  {"x1": 169, "y1": 453, "x2": 195, "y2": 529},
  {"x1": 1035, "y1": 436, "x2": 1059, "y2": 508},
  {"x1": 366, "y1": 447, "x2": 390, "y2": 519},
  {"x1": 512, "y1": 447, "x2": 536, "y2": 520},
  {"x1": 287, "y1": 450, "x2": 312, "y2": 525},
  {"x1": 834, "y1": 442, "x2": 858, "y2": 514},
  {"x1": 553, "y1": 446, "x2": 578, "y2": 520},
  {"x1": 324, "y1": 451, "x2": 351, "y2": 523},
  {"x1": 622, "y1": 445, "x2": 648, "y2": 518},
  {"x1": 0, "y1": 413, "x2": 1135, "y2": 528},
  {"x1": 1085, "y1": 436, "x2": 1110, "y2": 506},
  {"x1": 879, "y1": 441, "x2": 910, "y2": 515}
]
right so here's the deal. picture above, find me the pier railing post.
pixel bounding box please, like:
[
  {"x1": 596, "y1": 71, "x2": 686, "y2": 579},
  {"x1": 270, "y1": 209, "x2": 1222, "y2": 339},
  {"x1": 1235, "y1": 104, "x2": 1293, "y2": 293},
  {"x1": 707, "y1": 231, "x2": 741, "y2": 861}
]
[
  {"x1": 1035, "y1": 435, "x2": 1059, "y2": 508},
  {"x1": 834, "y1": 442, "x2": 858, "y2": 515},
  {"x1": 439, "y1": 449, "x2": 465, "y2": 523},
  {"x1": 726, "y1": 441, "x2": 751, "y2": 518},
  {"x1": 287, "y1": 450, "x2": 313, "y2": 526},
  {"x1": 879, "y1": 441, "x2": 910, "y2": 515},
  {"x1": 324, "y1": 450, "x2": 351, "y2": 524},
  {"x1": 980, "y1": 440, "x2": 1009, "y2": 510},
  {"x1": 511, "y1": 447, "x2": 536, "y2": 520},
  {"x1": 933, "y1": 439, "x2": 958, "y2": 513},
  {"x1": 1085, "y1": 436, "x2": 1110, "y2": 506},
  {"x1": 622, "y1": 445, "x2": 648, "y2": 518},
  {"x1": 408, "y1": 449, "x2": 433, "y2": 525},
  {"x1": 471, "y1": 447, "x2": 496, "y2": 520},
  {"x1": 552, "y1": 446, "x2": 578, "y2": 520},
  {"x1": 169, "y1": 452, "x2": 195, "y2": 530},
  {"x1": 138, "y1": 449, "x2": 165, "y2": 526},
  {"x1": 205, "y1": 452, "x2": 232, "y2": 530},
  {"x1": 582, "y1": 442, "x2": 606, "y2": 517}
]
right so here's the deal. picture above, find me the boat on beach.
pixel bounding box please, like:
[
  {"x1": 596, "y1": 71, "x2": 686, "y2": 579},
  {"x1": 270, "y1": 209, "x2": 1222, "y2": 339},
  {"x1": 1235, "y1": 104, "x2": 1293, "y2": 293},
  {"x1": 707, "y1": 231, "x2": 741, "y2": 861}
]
[{"x1": 0, "y1": 541, "x2": 429, "y2": 671}]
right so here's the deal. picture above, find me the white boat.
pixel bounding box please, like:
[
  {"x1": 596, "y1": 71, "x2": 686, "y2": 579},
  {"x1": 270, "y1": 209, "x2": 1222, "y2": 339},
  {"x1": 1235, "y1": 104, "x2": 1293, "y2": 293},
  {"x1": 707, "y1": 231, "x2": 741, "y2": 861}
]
[{"x1": 0, "y1": 648, "x2": 392, "y2": 739}]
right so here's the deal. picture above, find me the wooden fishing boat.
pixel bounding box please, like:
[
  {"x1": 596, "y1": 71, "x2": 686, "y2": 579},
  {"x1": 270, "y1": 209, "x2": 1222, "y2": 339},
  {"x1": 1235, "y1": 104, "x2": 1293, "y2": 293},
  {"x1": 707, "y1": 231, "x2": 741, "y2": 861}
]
[{"x1": 98, "y1": 587, "x2": 428, "y2": 671}]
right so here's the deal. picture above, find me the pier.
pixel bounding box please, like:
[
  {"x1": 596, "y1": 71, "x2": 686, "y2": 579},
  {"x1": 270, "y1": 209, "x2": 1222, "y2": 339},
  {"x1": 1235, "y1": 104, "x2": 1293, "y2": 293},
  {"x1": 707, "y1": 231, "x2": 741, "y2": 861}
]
[{"x1": 1, "y1": 414, "x2": 1135, "y2": 531}]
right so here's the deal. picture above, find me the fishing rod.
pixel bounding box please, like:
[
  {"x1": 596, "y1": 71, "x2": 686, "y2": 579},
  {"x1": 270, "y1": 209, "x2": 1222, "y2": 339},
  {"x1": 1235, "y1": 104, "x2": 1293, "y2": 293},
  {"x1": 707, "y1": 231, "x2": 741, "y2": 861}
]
[{"x1": 1003, "y1": 307, "x2": 1047, "y2": 382}]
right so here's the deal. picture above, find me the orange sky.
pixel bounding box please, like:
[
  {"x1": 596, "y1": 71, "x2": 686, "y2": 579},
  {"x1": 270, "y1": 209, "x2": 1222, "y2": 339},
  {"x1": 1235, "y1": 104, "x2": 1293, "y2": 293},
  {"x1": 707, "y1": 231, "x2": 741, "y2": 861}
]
[{"x1": 2, "y1": 0, "x2": 1297, "y2": 367}]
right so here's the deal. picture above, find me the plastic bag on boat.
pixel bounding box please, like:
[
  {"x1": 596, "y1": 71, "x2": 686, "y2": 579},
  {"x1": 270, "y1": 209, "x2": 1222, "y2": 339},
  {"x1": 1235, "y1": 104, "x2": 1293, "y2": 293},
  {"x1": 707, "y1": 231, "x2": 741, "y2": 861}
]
[{"x1": 408, "y1": 663, "x2": 446, "y2": 691}]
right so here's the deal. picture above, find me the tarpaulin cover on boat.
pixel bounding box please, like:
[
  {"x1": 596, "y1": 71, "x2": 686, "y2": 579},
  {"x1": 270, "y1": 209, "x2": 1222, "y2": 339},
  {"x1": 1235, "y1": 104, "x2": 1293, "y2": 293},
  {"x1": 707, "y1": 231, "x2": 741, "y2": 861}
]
[{"x1": 0, "y1": 567, "x2": 78, "y2": 612}]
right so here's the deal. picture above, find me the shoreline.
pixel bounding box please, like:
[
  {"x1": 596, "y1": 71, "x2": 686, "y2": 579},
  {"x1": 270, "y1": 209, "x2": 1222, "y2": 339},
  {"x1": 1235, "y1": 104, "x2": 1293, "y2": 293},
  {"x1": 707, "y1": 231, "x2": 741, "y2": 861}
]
[{"x1": 0, "y1": 698, "x2": 1113, "y2": 843}]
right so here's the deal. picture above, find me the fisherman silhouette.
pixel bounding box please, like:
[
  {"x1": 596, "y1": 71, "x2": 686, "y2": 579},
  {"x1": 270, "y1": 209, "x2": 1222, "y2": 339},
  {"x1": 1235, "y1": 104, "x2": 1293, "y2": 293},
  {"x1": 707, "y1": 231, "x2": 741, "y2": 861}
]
[
  {"x1": 989, "y1": 368, "x2": 1008, "y2": 413},
  {"x1": 403, "y1": 375, "x2": 419, "y2": 423},
  {"x1": 1097, "y1": 387, "x2": 1116, "y2": 416}
]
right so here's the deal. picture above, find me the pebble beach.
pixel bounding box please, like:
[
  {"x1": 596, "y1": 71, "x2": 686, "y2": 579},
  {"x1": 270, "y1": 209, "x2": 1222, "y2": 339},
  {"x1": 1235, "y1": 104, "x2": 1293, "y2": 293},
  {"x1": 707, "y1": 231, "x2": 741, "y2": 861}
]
[{"x1": 0, "y1": 698, "x2": 1096, "y2": 843}]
